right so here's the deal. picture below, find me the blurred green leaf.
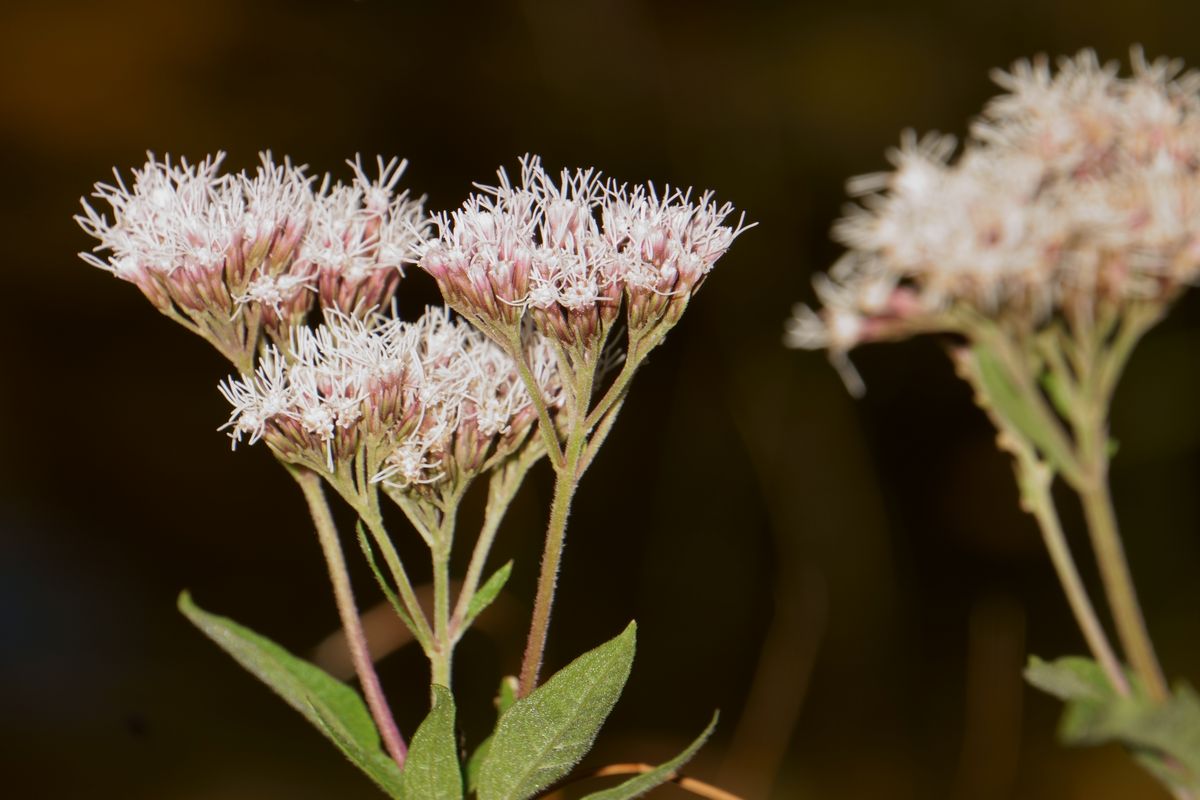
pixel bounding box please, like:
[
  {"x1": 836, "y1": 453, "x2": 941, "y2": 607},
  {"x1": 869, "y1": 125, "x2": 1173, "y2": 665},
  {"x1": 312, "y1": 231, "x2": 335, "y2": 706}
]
[
  {"x1": 476, "y1": 622, "x2": 637, "y2": 800},
  {"x1": 973, "y1": 345, "x2": 1066, "y2": 470},
  {"x1": 1025, "y1": 655, "x2": 1110, "y2": 702},
  {"x1": 400, "y1": 685, "x2": 462, "y2": 800},
  {"x1": 178, "y1": 591, "x2": 404, "y2": 797},
  {"x1": 580, "y1": 712, "x2": 718, "y2": 800},
  {"x1": 1039, "y1": 368, "x2": 1074, "y2": 420},
  {"x1": 1026, "y1": 655, "x2": 1200, "y2": 793}
]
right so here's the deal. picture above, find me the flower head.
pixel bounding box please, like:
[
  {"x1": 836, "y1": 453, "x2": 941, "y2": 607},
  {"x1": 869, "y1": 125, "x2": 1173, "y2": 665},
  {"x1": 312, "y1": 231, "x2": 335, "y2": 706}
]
[
  {"x1": 420, "y1": 155, "x2": 751, "y2": 355},
  {"x1": 306, "y1": 156, "x2": 427, "y2": 315},
  {"x1": 219, "y1": 307, "x2": 561, "y2": 494},
  {"x1": 79, "y1": 152, "x2": 424, "y2": 371}
]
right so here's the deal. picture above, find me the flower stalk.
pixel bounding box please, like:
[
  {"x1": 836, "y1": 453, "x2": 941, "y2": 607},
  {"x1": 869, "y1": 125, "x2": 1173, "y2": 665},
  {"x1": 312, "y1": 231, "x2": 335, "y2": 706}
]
[
  {"x1": 1078, "y1": 470, "x2": 1168, "y2": 701},
  {"x1": 518, "y1": 425, "x2": 585, "y2": 696},
  {"x1": 417, "y1": 155, "x2": 749, "y2": 697},
  {"x1": 291, "y1": 466, "x2": 408, "y2": 767}
]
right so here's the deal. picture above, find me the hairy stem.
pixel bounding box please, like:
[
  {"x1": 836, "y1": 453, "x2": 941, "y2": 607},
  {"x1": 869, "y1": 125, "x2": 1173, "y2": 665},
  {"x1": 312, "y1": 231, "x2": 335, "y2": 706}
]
[
  {"x1": 291, "y1": 467, "x2": 408, "y2": 767},
  {"x1": 508, "y1": 330, "x2": 566, "y2": 468},
  {"x1": 516, "y1": 391, "x2": 593, "y2": 697},
  {"x1": 360, "y1": 502, "x2": 435, "y2": 653},
  {"x1": 430, "y1": 498, "x2": 459, "y2": 689},
  {"x1": 517, "y1": 451, "x2": 580, "y2": 697},
  {"x1": 451, "y1": 448, "x2": 540, "y2": 635},
  {"x1": 431, "y1": 538, "x2": 452, "y2": 688}
]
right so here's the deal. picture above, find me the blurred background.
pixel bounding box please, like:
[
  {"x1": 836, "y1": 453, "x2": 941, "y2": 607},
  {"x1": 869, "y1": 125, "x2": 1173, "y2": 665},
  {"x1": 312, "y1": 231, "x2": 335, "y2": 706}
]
[{"x1": 4, "y1": 0, "x2": 1200, "y2": 797}]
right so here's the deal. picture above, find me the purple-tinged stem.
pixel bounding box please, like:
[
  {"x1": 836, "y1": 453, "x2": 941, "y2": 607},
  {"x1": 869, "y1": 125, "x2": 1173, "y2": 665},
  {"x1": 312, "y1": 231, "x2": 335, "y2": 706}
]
[{"x1": 293, "y1": 468, "x2": 408, "y2": 767}]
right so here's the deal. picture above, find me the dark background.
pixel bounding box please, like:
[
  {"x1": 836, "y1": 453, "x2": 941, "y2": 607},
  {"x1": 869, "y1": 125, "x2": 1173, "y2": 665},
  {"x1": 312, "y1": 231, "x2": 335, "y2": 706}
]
[{"x1": 4, "y1": 1, "x2": 1200, "y2": 797}]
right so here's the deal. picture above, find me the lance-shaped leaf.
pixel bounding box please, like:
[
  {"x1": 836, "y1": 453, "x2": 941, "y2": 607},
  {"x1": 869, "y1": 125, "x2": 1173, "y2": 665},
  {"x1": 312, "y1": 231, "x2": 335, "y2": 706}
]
[
  {"x1": 463, "y1": 561, "x2": 513, "y2": 629},
  {"x1": 467, "y1": 677, "x2": 520, "y2": 795},
  {"x1": 356, "y1": 522, "x2": 428, "y2": 651},
  {"x1": 400, "y1": 685, "x2": 462, "y2": 800},
  {"x1": 476, "y1": 622, "x2": 637, "y2": 800},
  {"x1": 581, "y1": 712, "x2": 719, "y2": 800},
  {"x1": 179, "y1": 591, "x2": 404, "y2": 797}
]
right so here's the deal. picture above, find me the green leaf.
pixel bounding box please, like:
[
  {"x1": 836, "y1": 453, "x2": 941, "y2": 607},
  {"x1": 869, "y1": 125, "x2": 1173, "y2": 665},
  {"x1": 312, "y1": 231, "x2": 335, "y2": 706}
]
[
  {"x1": 973, "y1": 345, "x2": 1062, "y2": 464},
  {"x1": 178, "y1": 591, "x2": 405, "y2": 797},
  {"x1": 477, "y1": 622, "x2": 637, "y2": 800},
  {"x1": 464, "y1": 561, "x2": 513, "y2": 628},
  {"x1": 1025, "y1": 655, "x2": 1110, "y2": 702},
  {"x1": 1039, "y1": 368, "x2": 1074, "y2": 419},
  {"x1": 497, "y1": 674, "x2": 519, "y2": 715},
  {"x1": 1026, "y1": 655, "x2": 1200, "y2": 793},
  {"x1": 356, "y1": 522, "x2": 421, "y2": 639},
  {"x1": 307, "y1": 700, "x2": 406, "y2": 798},
  {"x1": 580, "y1": 713, "x2": 719, "y2": 800},
  {"x1": 400, "y1": 685, "x2": 462, "y2": 800},
  {"x1": 467, "y1": 677, "x2": 520, "y2": 795},
  {"x1": 467, "y1": 735, "x2": 493, "y2": 795}
]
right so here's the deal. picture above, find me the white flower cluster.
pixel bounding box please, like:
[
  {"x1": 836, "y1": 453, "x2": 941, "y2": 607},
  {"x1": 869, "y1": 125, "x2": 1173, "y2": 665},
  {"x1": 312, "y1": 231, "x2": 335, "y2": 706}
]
[
  {"x1": 788, "y1": 49, "x2": 1200, "y2": 355},
  {"x1": 420, "y1": 155, "x2": 750, "y2": 345},
  {"x1": 77, "y1": 152, "x2": 425, "y2": 345},
  {"x1": 219, "y1": 307, "x2": 560, "y2": 487}
]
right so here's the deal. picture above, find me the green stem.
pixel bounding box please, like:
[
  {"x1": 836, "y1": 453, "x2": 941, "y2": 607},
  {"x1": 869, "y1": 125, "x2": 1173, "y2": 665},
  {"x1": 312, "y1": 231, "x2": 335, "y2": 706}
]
[
  {"x1": 291, "y1": 468, "x2": 408, "y2": 767},
  {"x1": 1063, "y1": 308, "x2": 1169, "y2": 702},
  {"x1": 1097, "y1": 305, "x2": 1162, "y2": 406},
  {"x1": 579, "y1": 392, "x2": 629, "y2": 476},
  {"x1": 1017, "y1": 458, "x2": 1130, "y2": 695},
  {"x1": 450, "y1": 448, "x2": 541, "y2": 635},
  {"x1": 514, "y1": 325, "x2": 637, "y2": 696},
  {"x1": 431, "y1": 539, "x2": 452, "y2": 688},
  {"x1": 584, "y1": 325, "x2": 665, "y2": 431},
  {"x1": 517, "y1": 451, "x2": 580, "y2": 697},
  {"x1": 430, "y1": 497, "x2": 459, "y2": 689},
  {"x1": 508, "y1": 330, "x2": 566, "y2": 468},
  {"x1": 977, "y1": 325, "x2": 1087, "y2": 486},
  {"x1": 1078, "y1": 476, "x2": 1169, "y2": 702},
  {"x1": 960, "y1": 343, "x2": 1129, "y2": 696},
  {"x1": 584, "y1": 345, "x2": 640, "y2": 430},
  {"x1": 360, "y1": 503, "x2": 435, "y2": 653}
]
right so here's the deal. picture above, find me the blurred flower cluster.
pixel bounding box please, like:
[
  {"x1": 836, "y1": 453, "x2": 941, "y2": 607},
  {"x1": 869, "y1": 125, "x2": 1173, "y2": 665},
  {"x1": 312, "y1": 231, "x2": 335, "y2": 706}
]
[
  {"x1": 788, "y1": 50, "x2": 1200, "y2": 797},
  {"x1": 788, "y1": 49, "x2": 1200, "y2": 390}
]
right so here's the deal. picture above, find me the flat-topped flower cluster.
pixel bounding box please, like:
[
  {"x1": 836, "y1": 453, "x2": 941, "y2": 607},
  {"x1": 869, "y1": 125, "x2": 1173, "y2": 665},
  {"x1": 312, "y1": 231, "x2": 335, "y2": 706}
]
[
  {"x1": 77, "y1": 152, "x2": 425, "y2": 368},
  {"x1": 219, "y1": 307, "x2": 562, "y2": 489},
  {"x1": 76, "y1": 151, "x2": 747, "y2": 491},
  {"x1": 421, "y1": 155, "x2": 751, "y2": 352},
  {"x1": 788, "y1": 49, "x2": 1200, "y2": 366}
]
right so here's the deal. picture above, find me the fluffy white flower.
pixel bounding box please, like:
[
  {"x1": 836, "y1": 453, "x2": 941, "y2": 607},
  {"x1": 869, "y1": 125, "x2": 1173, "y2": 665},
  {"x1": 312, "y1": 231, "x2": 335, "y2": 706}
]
[
  {"x1": 78, "y1": 152, "x2": 424, "y2": 367},
  {"x1": 419, "y1": 155, "x2": 751, "y2": 345},
  {"x1": 220, "y1": 306, "x2": 561, "y2": 487}
]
